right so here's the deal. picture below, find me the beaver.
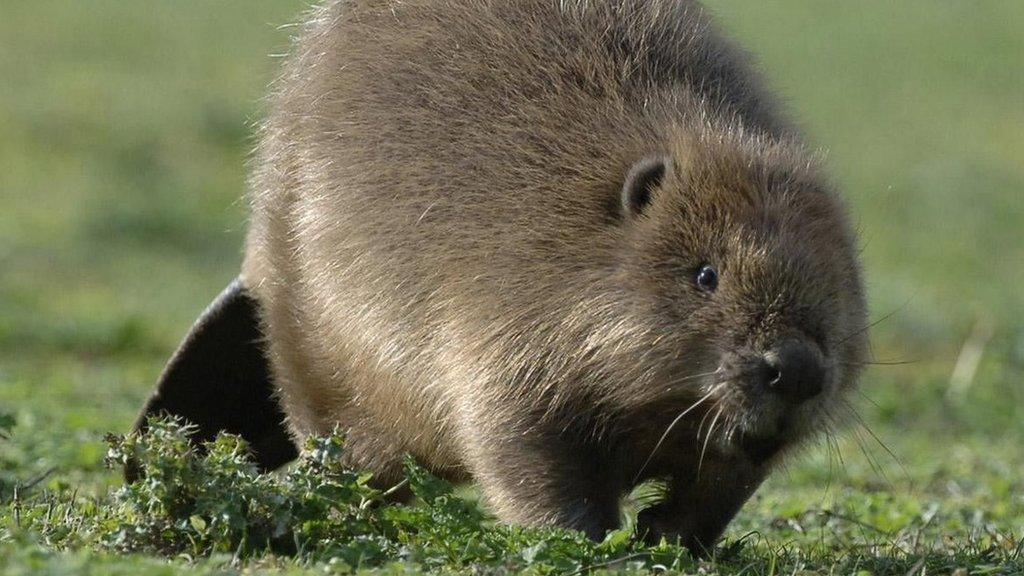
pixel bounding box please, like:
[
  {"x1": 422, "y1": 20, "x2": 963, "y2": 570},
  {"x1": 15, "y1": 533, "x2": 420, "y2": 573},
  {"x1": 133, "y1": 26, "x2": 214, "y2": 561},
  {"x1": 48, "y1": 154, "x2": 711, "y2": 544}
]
[{"x1": 132, "y1": 0, "x2": 868, "y2": 553}]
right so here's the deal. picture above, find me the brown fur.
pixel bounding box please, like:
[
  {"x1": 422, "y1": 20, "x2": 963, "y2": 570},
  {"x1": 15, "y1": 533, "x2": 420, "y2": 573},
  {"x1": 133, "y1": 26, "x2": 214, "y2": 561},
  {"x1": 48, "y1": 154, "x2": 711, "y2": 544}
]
[{"x1": 242, "y1": 0, "x2": 868, "y2": 550}]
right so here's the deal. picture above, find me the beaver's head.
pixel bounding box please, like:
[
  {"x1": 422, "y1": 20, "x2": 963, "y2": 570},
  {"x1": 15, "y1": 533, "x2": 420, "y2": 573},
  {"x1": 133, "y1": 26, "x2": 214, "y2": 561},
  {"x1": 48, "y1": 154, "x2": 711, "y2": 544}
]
[{"x1": 616, "y1": 126, "x2": 868, "y2": 466}]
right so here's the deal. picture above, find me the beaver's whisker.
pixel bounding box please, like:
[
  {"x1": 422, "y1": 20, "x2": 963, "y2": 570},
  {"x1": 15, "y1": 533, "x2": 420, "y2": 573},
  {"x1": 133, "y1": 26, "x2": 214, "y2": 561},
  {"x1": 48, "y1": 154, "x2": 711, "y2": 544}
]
[
  {"x1": 841, "y1": 399, "x2": 909, "y2": 481},
  {"x1": 852, "y1": 425, "x2": 889, "y2": 484},
  {"x1": 695, "y1": 400, "x2": 716, "y2": 444},
  {"x1": 819, "y1": 410, "x2": 845, "y2": 501},
  {"x1": 823, "y1": 427, "x2": 835, "y2": 497},
  {"x1": 836, "y1": 402, "x2": 892, "y2": 485},
  {"x1": 834, "y1": 298, "x2": 912, "y2": 347},
  {"x1": 658, "y1": 369, "x2": 723, "y2": 395},
  {"x1": 697, "y1": 404, "x2": 725, "y2": 479},
  {"x1": 839, "y1": 359, "x2": 918, "y2": 367},
  {"x1": 825, "y1": 412, "x2": 846, "y2": 469},
  {"x1": 632, "y1": 382, "x2": 724, "y2": 484},
  {"x1": 854, "y1": 388, "x2": 882, "y2": 410}
]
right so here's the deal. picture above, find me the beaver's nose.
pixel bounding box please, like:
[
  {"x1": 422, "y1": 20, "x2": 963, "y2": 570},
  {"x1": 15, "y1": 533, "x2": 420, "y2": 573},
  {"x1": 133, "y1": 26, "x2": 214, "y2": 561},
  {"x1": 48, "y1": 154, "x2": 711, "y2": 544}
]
[{"x1": 762, "y1": 340, "x2": 824, "y2": 403}]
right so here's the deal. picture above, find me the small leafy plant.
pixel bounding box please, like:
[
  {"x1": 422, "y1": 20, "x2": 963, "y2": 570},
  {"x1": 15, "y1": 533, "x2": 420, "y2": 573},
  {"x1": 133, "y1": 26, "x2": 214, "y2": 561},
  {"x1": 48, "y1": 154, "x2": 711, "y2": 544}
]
[
  {"x1": 76, "y1": 418, "x2": 689, "y2": 573},
  {"x1": 4, "y1": 418, "x2": 1020, "y2": 575}
]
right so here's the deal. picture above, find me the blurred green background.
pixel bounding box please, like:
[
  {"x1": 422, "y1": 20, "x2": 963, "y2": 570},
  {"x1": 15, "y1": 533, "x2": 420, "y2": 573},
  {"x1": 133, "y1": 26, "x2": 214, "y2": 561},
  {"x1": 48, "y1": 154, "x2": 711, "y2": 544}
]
[{"x1": 0, "y1": 0, "x2": 1021, "y2": 570}]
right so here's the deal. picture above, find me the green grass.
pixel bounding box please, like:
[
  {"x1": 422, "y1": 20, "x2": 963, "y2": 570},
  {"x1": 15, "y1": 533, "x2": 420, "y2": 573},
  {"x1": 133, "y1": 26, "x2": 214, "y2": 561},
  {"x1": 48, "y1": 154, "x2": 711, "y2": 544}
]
[{"x1": 1, "y1": 1, "x2": 1022, "y2": 574}]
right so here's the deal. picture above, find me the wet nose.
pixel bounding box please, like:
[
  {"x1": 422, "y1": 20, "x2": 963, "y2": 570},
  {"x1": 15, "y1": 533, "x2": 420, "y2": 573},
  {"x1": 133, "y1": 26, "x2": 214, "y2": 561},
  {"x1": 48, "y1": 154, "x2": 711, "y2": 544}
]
[{"x1": 762, "y1": 340, "x2": 825, "y2": 403}]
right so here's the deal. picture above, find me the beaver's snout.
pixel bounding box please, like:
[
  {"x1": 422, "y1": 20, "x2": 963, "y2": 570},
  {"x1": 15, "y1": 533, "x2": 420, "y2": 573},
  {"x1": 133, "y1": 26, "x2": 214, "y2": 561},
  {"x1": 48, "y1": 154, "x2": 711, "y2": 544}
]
[
  {"x1": 712, "y1": 338, "x2": 832, "y2": 463},
  {"x1": 761, "y1": 340, "x2": 826, "y2": 404}
]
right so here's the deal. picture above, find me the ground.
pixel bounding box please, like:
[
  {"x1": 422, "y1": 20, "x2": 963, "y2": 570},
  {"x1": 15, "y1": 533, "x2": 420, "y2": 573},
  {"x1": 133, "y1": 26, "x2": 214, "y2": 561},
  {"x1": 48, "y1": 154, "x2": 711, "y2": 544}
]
[{"x1": 0, "y1": 1, "x2": 1022, "y2": 574}]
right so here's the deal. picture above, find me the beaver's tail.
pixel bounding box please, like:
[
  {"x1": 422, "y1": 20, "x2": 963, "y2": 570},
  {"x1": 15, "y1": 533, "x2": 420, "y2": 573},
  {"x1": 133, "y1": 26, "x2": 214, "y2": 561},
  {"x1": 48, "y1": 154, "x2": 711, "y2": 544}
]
[{"x1": 126, "y1": 278, "x2": 297, "y2": 481}]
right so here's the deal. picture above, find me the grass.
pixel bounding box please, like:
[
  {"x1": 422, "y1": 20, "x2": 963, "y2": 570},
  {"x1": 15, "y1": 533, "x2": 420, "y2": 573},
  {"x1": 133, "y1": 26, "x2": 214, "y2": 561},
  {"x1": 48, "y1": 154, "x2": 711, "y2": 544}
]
[{"x1": 0, "y1": 0, "x2": 1021, "y2": 574}]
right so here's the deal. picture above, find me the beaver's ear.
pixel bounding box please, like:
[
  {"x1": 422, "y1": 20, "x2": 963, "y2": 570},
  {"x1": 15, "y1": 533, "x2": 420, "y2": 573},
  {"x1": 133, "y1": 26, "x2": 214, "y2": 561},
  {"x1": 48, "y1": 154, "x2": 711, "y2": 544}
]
[{"x1": 622, "y1": 156, "x2": 670, "y2": 218}]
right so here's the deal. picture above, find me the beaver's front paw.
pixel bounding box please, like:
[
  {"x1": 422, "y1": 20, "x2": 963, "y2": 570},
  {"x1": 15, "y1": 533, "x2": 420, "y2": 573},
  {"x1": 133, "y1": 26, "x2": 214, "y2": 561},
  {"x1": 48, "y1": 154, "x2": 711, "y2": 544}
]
[
  {"x1": 637, "y1": 503, "x2": 726, "y2": 557},
  {"x1": 636, "y1": 504, "x2": 690, "y2": 545}
]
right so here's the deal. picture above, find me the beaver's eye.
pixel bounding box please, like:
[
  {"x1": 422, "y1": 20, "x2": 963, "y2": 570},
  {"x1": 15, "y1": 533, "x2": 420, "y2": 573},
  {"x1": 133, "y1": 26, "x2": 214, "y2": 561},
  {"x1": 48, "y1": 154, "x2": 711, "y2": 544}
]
[{"x1": 695, "y1": 264, "x2": 719, "y2": 292}]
